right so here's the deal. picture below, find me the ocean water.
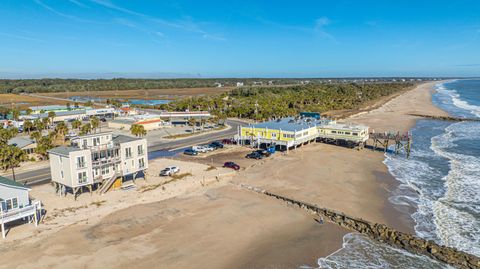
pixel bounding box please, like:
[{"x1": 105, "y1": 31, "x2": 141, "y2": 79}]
[{"x1": 315, "y1": 79, "x2": 480, "y2": 268}]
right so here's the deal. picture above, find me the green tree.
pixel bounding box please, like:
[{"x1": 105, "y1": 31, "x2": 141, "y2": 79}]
[
  {"x1": 71, "y1": 119, "x2": 81, "y2": 130},
  {"x1": 36, "y1": 135, "x2": 54, "y2": 159},
  {"x1": 0, "y1": 127, "x2": 17, "y2": 144},
  {"x1": 0, "y1": 144, "x2": 26, "y2": 181},
  {"x1": 23, "y1": 119, "x2": 34, "y2": 134},
  {"x1": 30, "y1": 131, "x2": 42, "y2": 143},
  {"x1": 130, "y1": 124, "x2": 146, "y2": 137},
  {"x1": 90, "y1": 116, "x2": 100, "y2": 133},
  {"x1": 188, "y1": 118, "x2": 196, "y2": 133},
  {"x1": 66, "y1": 102, "x2": 71, "y2": 110},
  {"x1": 80, "y1": 123, "x2": 92, "y2": 135},
  {"x1": 54, "y1": 121, "x2": 69, "y2": 140},
  {"x1": 34, "y1": 118, "x2": 45, "y2": 131},
  {"x1": 25, "y1": 108, "x2": 33, "y2": 115},
  {"x1": 47, "y1": 111, "x2": 56, "y2": 125},
  {"x1": 11, "y1": 109, "x2": 20, "y2": 120}
]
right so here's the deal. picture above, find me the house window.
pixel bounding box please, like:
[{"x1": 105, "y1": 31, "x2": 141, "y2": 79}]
[
  {"x1": 125, "y1": 147, "x2": 132, "y2": 158},
  {"x1": 61, "y1": 171, "x2": 64, "y2": 179},
  {"x1": 353, "y1": 132, "x2": 358, "y2": 136},
  {"x1": 2, "y1": 198, "x2": 19, "y2": 211},
  {"x1": 82, "y1": 139, "x2": 87, "y2": 148},
  {"x1": 93, "y1": 137, "x2": 100, "y2": 146},
  {"x1": 78, "y1": 171, "x2": 87, "y2": 184},
  {"x1": 345, "y1": 132, "x2": 351, "y2": 135},
  {"x1": 138, "y1": 158, "x2": 145, "y2": 169},
  {"x1": 76, "y1": 156, "x2": 86, "y2": 168},
  {"x1": 138, "y1": 145, "x2": 144, "y2": 155},
  {"x1": 331, "y1": 131, "x2": 337, "y2": 134},
  {"x1": 271, "y1": 133, "x2": 276, "y2": 138},
  {"x1": 59, "y1": 156, "x2": 62, "y2": 164},
  {"x1": 101, "y1": 165, "x2": 110, "y2": 175}
]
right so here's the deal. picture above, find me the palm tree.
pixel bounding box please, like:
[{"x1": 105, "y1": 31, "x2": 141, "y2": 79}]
[
  {"x1": 200, "y1": 118, "x2": 207, "y2": 130},
  {"x1": 0, "y1": 127, "x2": 17, "y2": 144},
  {"x1": 11, "y1": 109, "x2": 20, "y2": 121},
  {"x1": 30, "y1": 131, "x2": 42, "y2": 143},
  {"x1": 188, "y1": 118, "x2": 196, "y2": 133},
  {"x1": 0, "y1": 145, "x2": 26, "y2": 181},
  {"x1": 35, "y1": 135, "x2": 54, "y2": 159},
  {"x1": 34, "y1": 118, "x2": 45, "y2": 131},
  {"x1": 90, "y1": 116, "x2": 100, "y2": 133},
  {"x1": 54, "y1": 122, "x2": 69, "y2": 140},
  {"x1": 71, "y1": 119, "x2": 81, "y2": 130},
  {"x1": 80, "y1": 123, "x2": 92, "y2": 135},
  {"x1": 47, "y1": 111, "x2": 56, "y2": 125},
  {"x1": 23, "y1": 119, "x2": 34, "y2": 134},
  {"x1": 25, "y1": 108, "x2": 33, "y2": 115},
  {"x1": 130, "y1": 124, "x2": 146, "y2": 137}
]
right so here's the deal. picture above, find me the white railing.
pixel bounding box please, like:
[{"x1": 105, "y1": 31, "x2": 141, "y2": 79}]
[{"x1": 1, "y1": 200, "x2": 41, "y2": 238}]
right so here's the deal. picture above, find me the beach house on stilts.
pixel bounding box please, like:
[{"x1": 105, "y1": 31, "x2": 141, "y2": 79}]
[
  {"x1": 48, "y1": 132, "x2": 148, "y2": 199},
  {"x1": 0, "y1": 176, "x2": 42, "y2": 239}
]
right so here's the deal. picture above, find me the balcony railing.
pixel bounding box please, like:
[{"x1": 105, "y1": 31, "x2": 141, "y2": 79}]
[{"x1": 91, "y1": 156, "x2": 121, "y2": 167}]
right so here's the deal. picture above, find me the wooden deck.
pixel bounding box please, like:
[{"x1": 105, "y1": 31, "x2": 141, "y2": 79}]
[{"x1": 0, "y1": 200, "x2": 42, "y2": 239}]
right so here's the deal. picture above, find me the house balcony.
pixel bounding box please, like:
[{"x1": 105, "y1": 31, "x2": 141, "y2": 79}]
[{"x1": 91, "y1": 156, "x2": 121, "y2": 167}]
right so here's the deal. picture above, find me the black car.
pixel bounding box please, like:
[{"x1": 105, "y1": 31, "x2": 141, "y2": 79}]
[
  {"x1": 255, "y1": 149, "x2": 271, "y2": 157},
  {"x1": 246, "y1": 152, "x2": 264, "y2": 159},
  {"x1": 184, "y1": 149, "x2": 198, "y2": 155},
  {"x1": 209, "y1": 141, "x2": 224, "y2": 149}
]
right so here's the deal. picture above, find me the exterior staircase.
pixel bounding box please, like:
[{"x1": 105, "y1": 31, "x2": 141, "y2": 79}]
[{"x1": 98, "y1": 172, "x2": 121, "y2": 195}]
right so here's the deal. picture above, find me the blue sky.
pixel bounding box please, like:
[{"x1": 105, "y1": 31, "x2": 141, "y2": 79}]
[{"x1": 1, "y1": 0, "x2": 479, "y2": 78}]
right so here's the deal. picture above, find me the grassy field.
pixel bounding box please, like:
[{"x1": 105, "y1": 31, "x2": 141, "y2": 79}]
[
  {"x1": 37, "y1": 87, "x2": 233, "y2": 100},
  {"x1": 0, "y1": 93, "x2": 67, "y2": 110}
]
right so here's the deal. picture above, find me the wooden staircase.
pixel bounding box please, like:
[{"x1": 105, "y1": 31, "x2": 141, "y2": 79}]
[{"x1": 98, "y1": 172, "x2": 121, "y2": 195}]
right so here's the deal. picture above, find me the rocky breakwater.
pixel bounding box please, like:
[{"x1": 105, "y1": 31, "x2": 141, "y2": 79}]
[{"x1": 238, "y1": 183, "x2": 480, "y2": 269}]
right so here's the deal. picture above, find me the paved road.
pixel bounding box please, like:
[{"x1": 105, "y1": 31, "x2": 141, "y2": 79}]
[{"x1": 4, "y1": 119, "x2": 247, "y2": 186}]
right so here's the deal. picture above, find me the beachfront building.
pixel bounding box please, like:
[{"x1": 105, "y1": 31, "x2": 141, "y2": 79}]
[
  {"x1": 237, "y1": 117, "x2": 323, "y2": 151},
  {"x1": 48, "y1": 132, "x2": 148, "y2": 198},
  {"x1": 0, "y1": 176, "x2": 41, "y2": 239},
  {"x1": 236, "y1": 114, "x2": 369, "y2": 151}
]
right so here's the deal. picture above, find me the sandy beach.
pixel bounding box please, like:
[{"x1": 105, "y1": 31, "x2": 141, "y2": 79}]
[{"x1": 0, "y1": 81, "x2": 448, "y2": 269}]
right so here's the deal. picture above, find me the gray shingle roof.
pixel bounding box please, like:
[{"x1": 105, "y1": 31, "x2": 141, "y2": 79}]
[
  {"x1": 0, "y1": 176, "x2": 30, "y2": 190},
  {"x1": 112, "y1": 134, "x2": 142, "y2": 144},
  {"x1": 8, "y1": 137, "x2": 36, "y2": 149},
  {"x1": 48, "y1": 146, "x2": 82, "y2": 156}
]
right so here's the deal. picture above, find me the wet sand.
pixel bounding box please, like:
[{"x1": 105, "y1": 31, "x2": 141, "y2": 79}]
[{"x1": 0, "y1": 81, "x2": 447, "y2": 269}]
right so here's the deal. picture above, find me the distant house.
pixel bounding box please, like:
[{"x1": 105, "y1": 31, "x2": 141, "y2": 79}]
[
  {"x1": 8, "y1": 137, "x2": 37, "y2": 155},
  {"x1": 0, "y1": 176, "x2": 41, "y2": 239},
  {"x1": 236, "y1": 82, "x2": 244, "y2": 87}
]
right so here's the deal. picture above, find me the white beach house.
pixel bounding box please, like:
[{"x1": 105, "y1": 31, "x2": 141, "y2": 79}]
[
  {"x1": 48, "y1": 132, "x2": 148, "y2": 198},
  {"x1": 0, "y1": 176, "x2": 42, "y2": 239}
]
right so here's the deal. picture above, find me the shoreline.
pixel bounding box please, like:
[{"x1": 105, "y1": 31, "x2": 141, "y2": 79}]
[{"x1": 0, "y1": 81, "x2": 450, "y2": 269}]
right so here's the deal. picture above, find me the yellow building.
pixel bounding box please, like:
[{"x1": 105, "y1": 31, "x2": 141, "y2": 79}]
[{"x1": 237, "y1": 116, "x2": 369, "y2": 150}]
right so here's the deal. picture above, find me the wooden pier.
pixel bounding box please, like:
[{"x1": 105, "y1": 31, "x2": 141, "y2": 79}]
[{"x1": 368, "y1": 131, "x2": 412, "y2": 158}]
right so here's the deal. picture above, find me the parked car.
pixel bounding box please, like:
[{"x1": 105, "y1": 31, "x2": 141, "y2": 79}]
[
  {"x1": 159, "y1": 166, "x2": 180, "y2": 176},
  {"x1": 246, "y1": 152, "x2": 264, "y2": 159},
  {"x1": 222, "y1": 138, "x2": 236, "y2": 145},
  {"x1": 192, "y1": 145, "x2": 214, "y2": 153},
  {"x1": 255, "y1": 149, "x2": 271, "y2": 157},
  {"x1": 209, "y1": 141, "x2": 224, "y2": 149},
  {"x1": 184, "y1": 149, "x2": 198, "y2": 156},
  {"x1": 223, "y1": 162, "x2": 240, "y2": 170},
  {"x1": 66, "y1": 131, "x2": 77, "y2": 138},
  {"x1": 100, "y1": 117, "x2": 107, "y2": 122}
]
